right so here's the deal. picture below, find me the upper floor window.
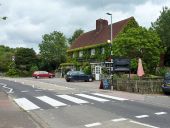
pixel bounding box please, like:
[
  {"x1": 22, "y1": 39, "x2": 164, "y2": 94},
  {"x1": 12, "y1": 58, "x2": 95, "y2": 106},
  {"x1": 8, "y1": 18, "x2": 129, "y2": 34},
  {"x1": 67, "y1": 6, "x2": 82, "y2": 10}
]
[
  {"x1": 101, "y1": 47, "x2": 105, "y2": 54},
  {"x1": 79, "y1": 51, "x2": 83, "y2": 57},
  {"x1": 72, "y1": 53, "x2": 75, "y2": 58},
  {"x1": 91, "y1": 49, "x2": 95, "y2": 55}
]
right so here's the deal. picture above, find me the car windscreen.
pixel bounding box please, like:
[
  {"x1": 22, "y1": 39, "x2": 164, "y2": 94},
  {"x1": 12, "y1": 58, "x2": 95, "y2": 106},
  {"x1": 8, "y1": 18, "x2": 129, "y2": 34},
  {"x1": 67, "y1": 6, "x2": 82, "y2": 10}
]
[
  {"x1": 69, "y1": 71, "x2": 85, "y2": 75},
  {"x1": 165, "y1": 73, "x2": 170, "y2": 79}
]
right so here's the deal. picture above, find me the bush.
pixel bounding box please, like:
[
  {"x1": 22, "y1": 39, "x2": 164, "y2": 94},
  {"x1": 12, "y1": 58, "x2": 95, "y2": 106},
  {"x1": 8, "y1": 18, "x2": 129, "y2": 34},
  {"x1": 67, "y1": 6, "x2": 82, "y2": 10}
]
[
  {"x1": 30, "y1": 65, "x2": 39, "y2": 73},
  {"x1": 83, "y1": 66, "x2": 91, "y2": 75},
  {"x1": 155, "y1": 67, "x2": 169, "y2": 76},
  {"x1": 6, "y1": 68, "x2": 19, "y2": 77},
  {"x1": 82, "y1": 62, "x2": 91, "y2": 75}
]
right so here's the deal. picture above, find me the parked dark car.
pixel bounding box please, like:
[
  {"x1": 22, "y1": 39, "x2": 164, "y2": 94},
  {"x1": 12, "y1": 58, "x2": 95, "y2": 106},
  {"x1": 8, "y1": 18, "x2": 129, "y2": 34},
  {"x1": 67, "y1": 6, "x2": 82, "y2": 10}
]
[
  {"x1": 161, "y1": 72, "x2": 170, "y2": 94},
  {"x1": 32, "y1": 71, "x2": 55, "y2": 78},
  {"x1": 65, "y1": 71, "x2": 93, "y2": 82}
]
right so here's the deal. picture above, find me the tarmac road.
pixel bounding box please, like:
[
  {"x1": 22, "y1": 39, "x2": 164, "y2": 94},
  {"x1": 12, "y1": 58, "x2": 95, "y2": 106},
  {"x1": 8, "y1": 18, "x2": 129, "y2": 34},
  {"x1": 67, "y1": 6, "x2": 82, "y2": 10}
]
[{"x1": 0, "y1": 77, "x2": 170, "y2": 128}]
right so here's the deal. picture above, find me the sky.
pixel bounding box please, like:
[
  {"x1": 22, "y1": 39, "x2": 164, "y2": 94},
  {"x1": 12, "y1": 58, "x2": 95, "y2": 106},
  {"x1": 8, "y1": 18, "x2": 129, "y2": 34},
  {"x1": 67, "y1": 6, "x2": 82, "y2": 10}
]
[{"x1": 0, "y1": 0, "x2": 170, "y2": 53}]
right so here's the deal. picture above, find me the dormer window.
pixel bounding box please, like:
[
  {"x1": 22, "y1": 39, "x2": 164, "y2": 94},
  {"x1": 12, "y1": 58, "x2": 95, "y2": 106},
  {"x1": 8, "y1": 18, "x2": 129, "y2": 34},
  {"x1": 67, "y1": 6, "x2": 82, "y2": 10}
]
[
  {"x1": 91, "y1": 49, "x2": 95, "y2": 55},
  {"x1": 79, "y1": 51, "x2": 83, "y2": 57}
]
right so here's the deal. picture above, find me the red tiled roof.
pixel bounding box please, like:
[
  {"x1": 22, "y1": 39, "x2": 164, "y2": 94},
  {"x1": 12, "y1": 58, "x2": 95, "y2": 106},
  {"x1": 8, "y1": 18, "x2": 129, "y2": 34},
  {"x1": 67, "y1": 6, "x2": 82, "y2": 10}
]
[
  {"x1": 69, "y1": 17, "x2": 134, "y2": 50},
  {"x1": 69, "y1": 17, "x2": 133, "y2": 50}
]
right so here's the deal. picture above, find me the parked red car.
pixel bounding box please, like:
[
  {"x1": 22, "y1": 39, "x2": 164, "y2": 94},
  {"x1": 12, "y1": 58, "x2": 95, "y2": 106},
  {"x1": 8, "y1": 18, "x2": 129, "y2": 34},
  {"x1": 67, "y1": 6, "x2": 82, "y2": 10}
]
[{"x1": 32, "y1": 71, "x2": 55, "y2": 78}]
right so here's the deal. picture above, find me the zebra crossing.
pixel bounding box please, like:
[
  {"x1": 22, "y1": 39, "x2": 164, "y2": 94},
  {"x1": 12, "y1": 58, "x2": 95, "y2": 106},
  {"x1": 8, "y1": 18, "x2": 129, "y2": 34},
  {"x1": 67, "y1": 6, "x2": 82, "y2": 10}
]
[{"x1": 14, "y1": 93, "x2": 129, "y2": 111}]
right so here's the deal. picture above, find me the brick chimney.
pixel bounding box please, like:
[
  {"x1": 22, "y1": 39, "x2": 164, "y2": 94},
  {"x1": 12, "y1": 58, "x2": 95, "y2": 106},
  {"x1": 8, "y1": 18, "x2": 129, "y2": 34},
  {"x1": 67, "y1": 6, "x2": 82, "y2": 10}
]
[{"x1": 96, "y1": 19, "x2": 108, "y2": 32}]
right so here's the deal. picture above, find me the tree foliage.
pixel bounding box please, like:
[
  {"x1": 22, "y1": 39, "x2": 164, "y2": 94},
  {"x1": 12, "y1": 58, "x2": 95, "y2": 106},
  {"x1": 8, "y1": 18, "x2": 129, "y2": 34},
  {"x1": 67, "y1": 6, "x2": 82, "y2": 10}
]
[
  {"x1": 112, "y1": 27, "x2": 165, "y2": 73},
  {"x1": 39, "y1": 31, "x2": 68, "y2": 70},
  {"x1": 151, "y1": 6, "x2": 170, "y2": 48},
  {"x1": 6, "y1": 62, "x2": 18, "y2": 77},
  {"x1": 0, "y1": 45, "x2": 14, "y2": 72},
  {"x1": 68, "y1": 29, "x2": 84, "y2": 45},
  {"x1": 15, "y1": 48, "x2": 38, "y2": 72}
]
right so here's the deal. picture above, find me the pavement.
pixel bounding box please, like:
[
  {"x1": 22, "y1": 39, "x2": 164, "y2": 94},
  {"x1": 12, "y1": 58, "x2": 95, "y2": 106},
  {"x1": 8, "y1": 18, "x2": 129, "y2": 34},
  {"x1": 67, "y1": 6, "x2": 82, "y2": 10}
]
[{"x1": 0, "y1": 87, "x2": 42, "y2": 128}]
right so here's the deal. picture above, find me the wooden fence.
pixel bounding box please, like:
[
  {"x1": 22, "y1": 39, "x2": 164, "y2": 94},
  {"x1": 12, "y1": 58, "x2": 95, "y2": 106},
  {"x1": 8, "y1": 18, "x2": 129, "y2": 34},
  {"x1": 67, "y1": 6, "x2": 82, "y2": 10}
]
[{"x1": 110, "y1": 79, "x2": 163, "y2": 94}]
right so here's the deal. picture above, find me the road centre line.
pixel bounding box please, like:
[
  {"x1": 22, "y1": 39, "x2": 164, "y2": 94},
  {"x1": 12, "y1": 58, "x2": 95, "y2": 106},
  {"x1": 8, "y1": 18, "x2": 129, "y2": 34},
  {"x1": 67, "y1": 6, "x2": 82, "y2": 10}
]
[
  {"x1": 35, "y1": 90, "x2": 42, "y2": 91},
  {"x1": 155, "y1": 112, "x2": 167, "y2": 115},
  {"x1": 130, "y1": 120, "x2": 159, "y2": 128},
  {"x1": 21, "y1": 90, "x2": 29, "y2": 92},
  {"x1": 135, "y1": 115, "x2": 149, "y2": 118},
  {"x1": 85, "y1": 122, "x2": 101, "y2": 127},
  {"x1": 112, "y1": 118, "x2": 127, "y2": 122}
]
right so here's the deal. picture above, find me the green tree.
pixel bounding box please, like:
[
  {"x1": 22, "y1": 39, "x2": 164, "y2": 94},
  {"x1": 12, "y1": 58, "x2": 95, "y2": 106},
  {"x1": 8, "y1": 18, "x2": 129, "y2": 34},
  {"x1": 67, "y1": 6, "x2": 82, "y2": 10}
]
[
  {"x1": 0, "y1": 45, "x2": 14, "y2": 72},
  {"x1": 112, "y1": 27, "x2": 165, "y2": 73},
  {"x1": 68, "y1": 29, "x2": 84, "y2": 45},
  {"x1": 39, "y1": 31, "x2": 68, "y2": 70},
  {"x1": 151, "y1": 6, "x2": 170, "y2": 48},
  {"x1": 15, "y1": 48, "x2": 38, "y2": 73},
  {"x1": 6, "y1": 61, "x2": 19, "y2": 77}
]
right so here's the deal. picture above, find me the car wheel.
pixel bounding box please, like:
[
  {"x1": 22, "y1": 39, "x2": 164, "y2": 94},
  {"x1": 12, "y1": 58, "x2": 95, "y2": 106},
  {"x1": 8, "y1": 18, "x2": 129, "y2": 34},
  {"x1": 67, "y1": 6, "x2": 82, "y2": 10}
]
[
  {"x1": 36, "y1": 76, "x2": 40, "y2": 79},
  {"x1": 88, "y1": 78, "x2": 93, "y2": 82},
  {"x1": 66, "y1": 79, "x2": 70, "y2": 82}
]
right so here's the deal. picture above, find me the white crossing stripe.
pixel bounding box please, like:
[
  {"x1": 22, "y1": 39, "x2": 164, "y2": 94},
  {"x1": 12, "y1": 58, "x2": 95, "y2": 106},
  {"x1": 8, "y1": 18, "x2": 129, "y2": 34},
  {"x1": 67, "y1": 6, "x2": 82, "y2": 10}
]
[
  {"x1": 136, "y1": 115, "x2": 149, "y2": 118},
  {"x1": 36, "y1": 96, "x2": 67, "y2": 107},
  {"x1": 85, "y1": 122, "x2": 101, "y2": 127},
  {"x1": 130, "y1": 120, "x2": 159, "y2": 128},
  {"x1": 57, "y1": 95, "x2": 89, "y2": 104},
  {"x1": 155, "y1": 112, "x2": 167, "y2": 115},
  {"x1": 92, "y1": 93, "x2": 128, "y2": 101},
  {"x1": 112, "y1": 118, "x2": 127, "y2": 122},
  {"x1": 76, "y1": 94, "x2": 109, "y2": 102},
  {"x1": 14, "y1": 98, "x2": 40, "y2": 111}
]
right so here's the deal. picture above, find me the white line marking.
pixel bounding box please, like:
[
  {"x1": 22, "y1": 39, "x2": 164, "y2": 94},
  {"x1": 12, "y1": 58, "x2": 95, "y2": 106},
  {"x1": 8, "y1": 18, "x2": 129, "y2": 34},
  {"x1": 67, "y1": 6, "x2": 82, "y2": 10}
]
[
  {"x1": 21, "y1": 91, "x2": 29, "y2": 92},
  {"x1": 48, "y1": 89, "x2": 55, "y2": 90},
  {"x1": 85, "y1": 122, "x2": 101, "y2": 127},
  {"x1": 112, "y1": 118, "x2": 127, "y2": 122},
  {"x1": 36, "y1": 96, "x2": 67, "y2": 107},
  {"x1": 0, "y1": 83, "x2": 14, "y2": 93},
  {"x1": 76, "y1": 94, "x2": 109, "y2": 102},
  {"x1": 135, "y1": 115, "x2": 149, "y2": 118},
  {"x1": 155, "y1": 112, "x2": 167, "y2": 115},
  {"x1": 130, "y1": 120, "x2": 159, "y2": 128},
  {"x1": 32, "y1": 85, "x2": 35, "y2": 88},
  {"x1": 8, "y1": 88, "x2": 13, "y2": 93},
  {"x1": 57, "y1": 95, "x2": 89, "y2": 104},
  {"x1": 14, "y1": 98, "x2": 40, "y2": 111},
  {"x1": 92, "y1": 93, "x2": 128, "y2": 101},
  {"x1": 35, "y1": 90, "x2": 42, "y2": 92}
]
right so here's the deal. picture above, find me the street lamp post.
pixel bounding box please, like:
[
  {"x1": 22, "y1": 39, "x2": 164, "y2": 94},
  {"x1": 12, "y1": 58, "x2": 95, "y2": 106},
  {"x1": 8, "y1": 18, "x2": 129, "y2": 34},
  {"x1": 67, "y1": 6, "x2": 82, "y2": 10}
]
[
  {"x1": 106, "y1": 12, "x2": 112, "y2": 49},
  {"x1": 106, "y1": 12, "x2": 113, "y2": 76},
  {"x1": 0, "y1": 16, "x2": 7, "y2": 20}
]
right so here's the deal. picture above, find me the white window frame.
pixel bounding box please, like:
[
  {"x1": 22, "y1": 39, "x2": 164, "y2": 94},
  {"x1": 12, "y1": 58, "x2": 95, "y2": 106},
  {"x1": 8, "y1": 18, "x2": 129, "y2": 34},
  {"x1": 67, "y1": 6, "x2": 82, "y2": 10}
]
[
  {"x1": 101, "y1": 47, "x2": 105, "y2": 54},
  {"x1": 91, "y1": 49, "x2": 95, "y2": 55},
  {"x1": 79, "y1": 51, "x2": 83, "y2": 57},
  {"x1": 72, "y1": 53, "x2": 75, "y2": 58}
]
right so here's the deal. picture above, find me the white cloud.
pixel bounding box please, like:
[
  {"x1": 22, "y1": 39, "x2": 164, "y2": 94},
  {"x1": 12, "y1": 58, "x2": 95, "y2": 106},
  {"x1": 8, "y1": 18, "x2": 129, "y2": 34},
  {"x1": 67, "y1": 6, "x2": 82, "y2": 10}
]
[
  {"x1": 0, "y1": 0, "x2": 170, "y2": 53},
  {"x1": 133, "y1": 1, "x2": 168, "y2": 28}
]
